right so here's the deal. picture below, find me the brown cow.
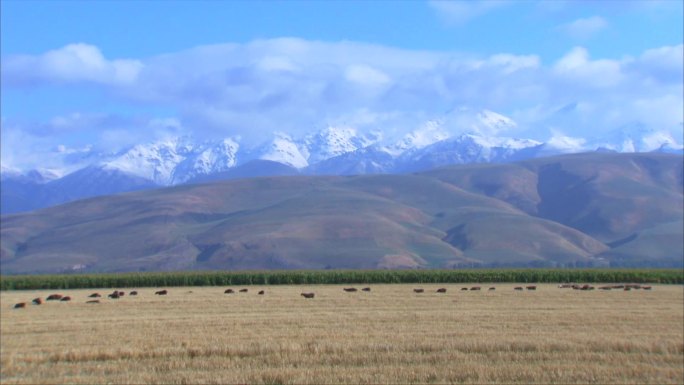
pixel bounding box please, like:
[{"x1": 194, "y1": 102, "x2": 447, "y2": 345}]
[
  {"x1": 580, "y1": 285, "x2": 594, "y2": 291},
  {"x1": 129, "y1": 291, "x2": 138, "y2": 296},
  {"x1": 88, "y1": 293, "x2": 101, "y2": 298},
  {"x1": 155, "y1": 290, "x2": 168, "y2": 295},
  {"x1": 460, "y1": 288, "x2": 468, "y2": 291},
  {"x1": 239, "y1": 288, "x2": 248, "y2": 293},
  {"x1": 258, "y1": 290, "x2": 265, "y2": 295},
  {"x1": 642, "y1": 286, "x2": 652, "y2": 290},
  {"x1": 436, "y1": 288, "x2": 447, "y2": 293},
  {"x1": 514, "y1": 287, "x2": 524, "y2": 291},
  {"x1": 32, "y1": 298, "x2": 42, "y2": 305},
  {"x1": 343, "y1": 288, "x2": 358, "y2": 292},
  {"x1": 224, "y1": 289, "x2": 234, "y2": 294},
  {"x1": 301, "y1": 293, "x2": 315, "y2": 299},
  {"x1": 86, "y1": 300, "x2": 100, "y2": 304},
  {"x1": 488, "y1": 287, "x2": 496, "y2": 291},
  {"x1": 526, "y1": 286, "x2": 537, "y2": 290},
  {"x1": 14, "y1": 302, "x2": 26, "y2": 309},
  {"x1": 413, "y1": 288, "x2": 424, "y2": 293},
  {"x1": 361, "y1": 287, "x2": 371, "y2": 292},
  {"x1": 117, "y1": 291, "x2": 125, "y2": 296},
  {"x1": 46, "y1": 294, "x2": 63, "y2": 301},
  {"x1": 558, "y1": 284, "x2": 574, "y2": 288},
  {"x1": 470, "y1": 286, "x2": 481, "y2": 291},
  {"x1": 108, "y1": 292, "x2": 120, "y2": 299},
  {"x1": 60, "y1": 296, "x2": 71, "y2": 302},
  {"x1": 611, "y1": 285, "x2": 625, "y2": 289},
  {"x1": 598, "y1": 286, "x2": 612, "y2": 290}
]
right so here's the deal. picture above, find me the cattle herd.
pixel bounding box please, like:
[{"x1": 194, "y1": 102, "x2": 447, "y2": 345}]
[{"x1": 11, "y1": 283, "x2": 654, "y2": 309}]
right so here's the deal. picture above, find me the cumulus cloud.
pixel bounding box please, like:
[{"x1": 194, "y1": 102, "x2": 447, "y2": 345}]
[
  {"x1": 558, "y1": 16, "x2": 608, "y2": 40},
  {"x1": 1, "y1": 43, "x2": 143, "y2": 86},
  {"x1": 1, "y1": 39, "x2": 682, "y2": 169}
]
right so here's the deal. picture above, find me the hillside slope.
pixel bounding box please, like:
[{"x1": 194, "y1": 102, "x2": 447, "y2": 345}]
[{"x1": 1, "y1": 153, "x2": 681, "y2": 274}]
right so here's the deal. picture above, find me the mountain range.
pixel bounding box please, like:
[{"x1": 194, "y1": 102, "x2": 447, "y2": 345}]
[
  {"x1": 2, "y1": 108, "x2": 682, "y2": 214},
  {"x1": 1, "y1": 152, "x2": 681, "y2": 274}
]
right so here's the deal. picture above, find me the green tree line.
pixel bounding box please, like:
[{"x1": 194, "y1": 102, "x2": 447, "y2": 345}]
[{"x1": 1, "y1": 269, "x2": 682, "y2": 290}]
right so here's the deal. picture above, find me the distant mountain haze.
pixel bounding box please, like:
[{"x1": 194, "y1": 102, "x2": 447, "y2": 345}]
[{"x1": 1, "y1": 152, "x2": 681, "y2": 274}]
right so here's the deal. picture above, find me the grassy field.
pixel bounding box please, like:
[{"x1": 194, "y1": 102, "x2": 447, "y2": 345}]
[{"x1": 1, "y1": 284, "x2": 682, "y2": 384}]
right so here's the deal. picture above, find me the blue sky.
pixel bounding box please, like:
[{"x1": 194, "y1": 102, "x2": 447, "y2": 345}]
[{"x1": 1, "y1": 0, "x2": 683, "y2": 169}]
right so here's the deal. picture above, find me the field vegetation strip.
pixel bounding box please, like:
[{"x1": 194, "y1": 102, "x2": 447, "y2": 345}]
[{"x1": 1, "y1": 269, "x2": 682, "y2": 290}]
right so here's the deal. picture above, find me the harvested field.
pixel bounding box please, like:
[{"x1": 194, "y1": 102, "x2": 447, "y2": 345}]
[{"x1": 1, "y1": 284, "x2": 682, "y2": 384}]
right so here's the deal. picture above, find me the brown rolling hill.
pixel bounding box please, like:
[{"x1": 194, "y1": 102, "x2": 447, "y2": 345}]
[{"x1": 1, "y1": 152, "x2": 682, "y2": 274}]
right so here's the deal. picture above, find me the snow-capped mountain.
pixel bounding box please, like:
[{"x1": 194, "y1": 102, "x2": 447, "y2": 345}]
[
  {"x1": 396, "y1": 133, "x2": 542, "y2": 172},
  {"x1": 103, "y1": 137, "x2": 195, "y2": 185},
  {"x1": 171, "y1": 138, "x2": 239, "y2": 184},
  {"x1": 246, "y1": 132, "x2": 309, "y2": 169},
  {"x1": 588, "y1": 123, "x2": 683, "y2": 153},
  {"x1": 3, "y1": 107, "x2": 683, "y2": 214},
  {"x1": 301, "y1": 126, "x2": 381, "y2": 164}
]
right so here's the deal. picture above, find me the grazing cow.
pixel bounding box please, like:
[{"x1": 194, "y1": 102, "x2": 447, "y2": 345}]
[
  {"x1": 117, "y1": 291, "x2": 125, "y2": 296},
  {"x1": 129, "y1": 291, "x2": 138, "y2": 296},
  {"x1": 155, "y1": 290, "x2": 168, "y2": 295},
  {"x1": 461, "y1": 288, "x2": 468, "y2": 291},
  {"x1": 413, "y1": 288, "x2": 424, "y2": 293},
  {"x1": 60, "y1": 296, "x2": 71, "y2": 302},
  {"x1": 514, "y1": 287, "x2": 523, "y2": 291},
  {"x1": 14, "y1": 302, "x2": 26, "y2": 309},
  {"x1": 46, "y1": 294, "x2": 63, "y2": 301},
  {"x1": 343, "y1": 288, "x2": 358, "y2": 292},
  {"x1": 624, "y1": 287, "x2": 632, "y2": 291},
  {"x1": 526, "y1": 286, "x2": 537, "y2": 291},
  {"x1": 301, "y1": 293, "x2": 315, "y2": 299},
  {"x1": 224, "y1": 289, "x2": 234, "y2": 294},
  {"x1": 108, "y1": 292, "x2": 120, "y2": 299},
  {"x1": 32, "y1": 298, "x2": 42, "y2": 305},
  {"x1": 612, "y1": 285, "x2": 625, "y2": 289},
  {"x1": 436, "y1": 288, "x2": 447, "y2": 293},
  {"x1": 488, "y1": 287, "x2": 496, "y2": 291},
  {"x1": 86, "y1": 300, "x2": 100, "y2": 304},
  {"x1": 258, "y1": 290, "x2": 265, "y2": 295},
  {"x1": 88, "y1": 293, "x2": 101, "y2": 298},
  {"x1": 362, "y1": 287, "x2": 371, "y2": 292},
  {"x1": 470, "y1": 286, "x2": 481, "y2": 291},
  {"x1": 642, "y1": 286, "x2": 652, "y2": 290},
  {"x1": 580, "y1": 285, "x2": 594, "y2": 291},
  {"x1": 239, "y1": 289, "x2": 248, "y2": 293},
  {"x1": 598, "y1": 286, "x2": 612, "y2": 290}
]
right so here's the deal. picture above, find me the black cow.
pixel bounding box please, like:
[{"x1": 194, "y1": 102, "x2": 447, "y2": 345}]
[
  {"x1": 155, "y1": 290, "x2": 168, "y2": 295},
  {"x1": 436, "y1": 288, "x2": 447, "y2": 293},
  {"x1": 301, "y1": 293, "x2": 315, "y2": 299}
]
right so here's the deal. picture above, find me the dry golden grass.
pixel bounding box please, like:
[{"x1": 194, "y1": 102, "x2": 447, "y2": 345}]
[{"x1": 1, "y1": 284, "x2": 682, "y2": 384}]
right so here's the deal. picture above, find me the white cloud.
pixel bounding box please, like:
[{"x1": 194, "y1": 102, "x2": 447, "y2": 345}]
[
  {"x1": 558, "y1": 16, "x2": 608, "y2": 40},
  {"x1": 1, "y1": 43, "x2": 143, "y2": 86},
  {"x1": 1, "y1": 39, "x2": 682, "y2": 168},
  {"x1": 553, "y1": 46, "x2": 623, "y2": 87},
  {"x1": 429, "y1": 0, "x2": 508, "y2": 24}
]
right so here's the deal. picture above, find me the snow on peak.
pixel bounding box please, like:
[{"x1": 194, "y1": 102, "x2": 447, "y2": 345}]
[
  {"x1": 390, "y1": 119, "x2": 450, "y2": 155},
  {"x1": 589, "y1": 123, "x2": 683, "y2": 153},
  {"x1": 256, "y1": 132, "x2": 309, "y2": 168},
  {"x1": 303, "y1": 125, "x2": 379, "y2": 164}
]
